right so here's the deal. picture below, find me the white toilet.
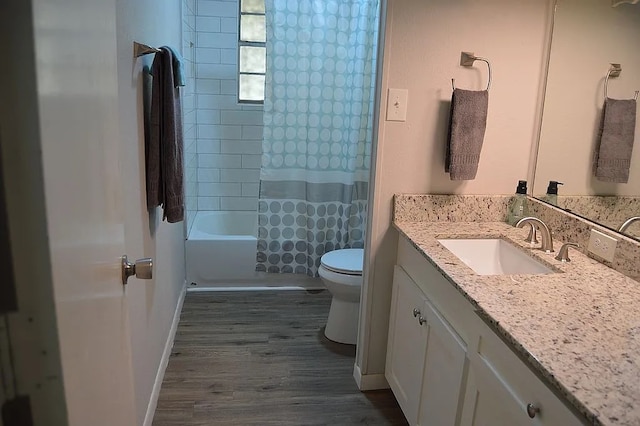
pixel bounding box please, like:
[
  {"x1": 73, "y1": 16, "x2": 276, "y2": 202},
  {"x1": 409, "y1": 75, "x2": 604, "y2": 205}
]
[{"x1": 318, "y1": 248, "x2": 364, "y2": 345}]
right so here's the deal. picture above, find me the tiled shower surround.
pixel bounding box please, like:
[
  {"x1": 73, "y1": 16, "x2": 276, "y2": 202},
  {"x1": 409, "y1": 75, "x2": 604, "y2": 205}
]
[
  {"x1": 183, "y1": 0, "x2": 264, "y2": 229},
  {"x1": 183, "y1": 0, "x2": 197, "y2": 228}
]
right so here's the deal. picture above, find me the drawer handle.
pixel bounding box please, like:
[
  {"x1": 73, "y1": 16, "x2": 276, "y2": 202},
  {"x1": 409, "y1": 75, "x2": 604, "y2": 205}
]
[
  {"x1": 526, "y1": 403, "x2": 540, "y2": 418},
  {"x1": 412, "y1": 308, "x2": 421, "y2": 318},
  {"x1": 418, "y1": 315, "x2": 427, "y2": 325}
]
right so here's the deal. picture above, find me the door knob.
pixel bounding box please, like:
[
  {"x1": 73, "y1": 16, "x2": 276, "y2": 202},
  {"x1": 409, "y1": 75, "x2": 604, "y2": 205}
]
[{"x1": 121, "y1": 255, "x2": 153, "y2": 284}]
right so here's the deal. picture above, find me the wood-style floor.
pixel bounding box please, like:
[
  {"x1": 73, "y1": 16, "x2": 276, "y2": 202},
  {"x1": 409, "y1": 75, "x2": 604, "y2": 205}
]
[{"x1": 153, "y1": 290, "x2": 408, "y2": 425}]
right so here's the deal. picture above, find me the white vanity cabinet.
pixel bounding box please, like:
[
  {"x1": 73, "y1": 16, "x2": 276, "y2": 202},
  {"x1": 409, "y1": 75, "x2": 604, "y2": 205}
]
[
  {"x1": 385, "y1": 266, "x2": 429, "y2": 425},
  {"x1": 416, "y1": 294, "x2": 468, "y2": 425},
  {"x1": 460, "y1": 319, "x2": 584, "y2": 426},
  {"x1": 387, "y1": 236, "x2": 585, "y2": 426},
  {"x1": 386, "y1": 266, "x2": 467, "y2": 426}
]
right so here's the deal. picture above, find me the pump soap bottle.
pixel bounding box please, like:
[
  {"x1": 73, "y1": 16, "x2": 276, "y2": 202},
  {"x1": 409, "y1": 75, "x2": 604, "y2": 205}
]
[
  {"x1": 545, "y1": 181, "x2": 563, "y2": 206},
  {"x1": 507, "y1": 180, "x2": 528, "y2": 226}
]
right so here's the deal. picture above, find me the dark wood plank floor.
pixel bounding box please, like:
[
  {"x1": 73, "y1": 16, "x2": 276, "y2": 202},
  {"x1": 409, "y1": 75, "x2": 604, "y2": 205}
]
[{"x1": 153, "y1": 290, "x2": 408, "y2": 425}]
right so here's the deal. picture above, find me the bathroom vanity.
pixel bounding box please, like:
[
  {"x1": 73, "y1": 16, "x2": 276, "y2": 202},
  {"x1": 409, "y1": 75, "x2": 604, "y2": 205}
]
[{"x1": 386, "y1": 217, "x2": 640, "y2": 426}]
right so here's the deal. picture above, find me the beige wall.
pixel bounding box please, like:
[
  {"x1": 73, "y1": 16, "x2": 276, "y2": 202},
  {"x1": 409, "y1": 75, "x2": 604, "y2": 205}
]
[
  {"x1": 358, "y1": 0, "x2": 554, "y2": 380},
  {"x1": 534, "y1": 0, "x2": 640, "y2": 196},
  {"x1": 115, "y1": 1, "x2": 186, "y2": 424}
]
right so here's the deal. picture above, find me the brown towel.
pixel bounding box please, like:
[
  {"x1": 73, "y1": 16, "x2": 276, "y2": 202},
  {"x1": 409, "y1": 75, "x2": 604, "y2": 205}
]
[
  {"x1": 446, "y1": 89, "x2": 489, "y2": 180},
  {"x1": 147, "y1": 47, "x2": 184, "y2": 222},
  {"x1": 594, "y1": 97, "x2": 637, "y2": 183}
]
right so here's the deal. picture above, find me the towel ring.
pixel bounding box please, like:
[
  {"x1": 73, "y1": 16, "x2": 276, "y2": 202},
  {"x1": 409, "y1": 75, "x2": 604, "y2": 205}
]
[
  {"x1": 452, "y1": 52, "x2": 492, "y2": 92},
  {"x1": 604, "y1": 64, "x2": 639, "y2": 101}
]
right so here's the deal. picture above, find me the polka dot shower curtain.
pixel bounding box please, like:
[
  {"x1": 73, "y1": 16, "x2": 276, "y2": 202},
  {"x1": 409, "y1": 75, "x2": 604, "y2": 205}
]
[{"x1": 256, "y1": 0, "x2": 379, "y2": 276}]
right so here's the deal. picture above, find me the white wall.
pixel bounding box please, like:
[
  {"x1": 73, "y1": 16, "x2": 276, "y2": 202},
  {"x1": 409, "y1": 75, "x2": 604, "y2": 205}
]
[
  {"x1": 194, "y1": 0, "x2": 264, "y2": 212},
  {"x1": 533, "y1": 0, "x2": 640, "y2": 196},
  {"x1": 115, "y1": 0, "x2": 187, "y2": 424},
  {"x1": 357, "y1": 0, "x2": 554, "y2": 381}
]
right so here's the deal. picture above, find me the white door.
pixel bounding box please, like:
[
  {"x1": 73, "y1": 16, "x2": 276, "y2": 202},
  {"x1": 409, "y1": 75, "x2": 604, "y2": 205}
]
[{"x1": 1, "y1": 0, "x2": 137, "y2": 424}]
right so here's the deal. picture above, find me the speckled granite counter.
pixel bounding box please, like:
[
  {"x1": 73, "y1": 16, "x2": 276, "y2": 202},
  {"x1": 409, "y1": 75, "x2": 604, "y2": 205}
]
[{"x1": 394, "y1": 220, "x2": 640, "y2": 426}]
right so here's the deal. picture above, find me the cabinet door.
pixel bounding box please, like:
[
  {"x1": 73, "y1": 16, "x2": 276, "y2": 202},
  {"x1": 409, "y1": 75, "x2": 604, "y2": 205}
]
[
  {"x1": 417, "y1": 299, "x2": 468, "y2": 426},
  {"x1": 386, "y1": 266, "x2": 429, "y2": 425},
  {"x1": 460, "y1": 359, "x2": 527, "y2": 426},
  {"x1": 462, "y1": 324, "x2": 584, "y2": 426}
]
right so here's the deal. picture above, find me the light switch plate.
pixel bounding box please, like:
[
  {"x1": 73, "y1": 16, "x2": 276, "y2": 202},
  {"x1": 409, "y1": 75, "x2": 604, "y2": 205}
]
[
  {"x1": 587, "y1": 229, "x2": 617, "y2": 262},
  {"x1": 386, "y1": 88, "x2": 408, "y2": 122}
]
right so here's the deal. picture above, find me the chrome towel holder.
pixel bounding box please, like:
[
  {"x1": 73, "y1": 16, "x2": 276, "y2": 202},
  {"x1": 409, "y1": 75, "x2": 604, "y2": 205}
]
[
  {"x1": 133, "y1": 41, "x2": 161, "y2": 58},
  {"x1": 452, "y1": 52, "x2": 492, "y2": 91},
  {"x1": 604, "y1": 63, "x2": 639, "y2": 101}
]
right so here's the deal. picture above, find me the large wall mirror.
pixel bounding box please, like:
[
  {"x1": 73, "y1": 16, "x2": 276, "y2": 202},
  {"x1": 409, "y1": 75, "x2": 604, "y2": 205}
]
[{"x1": 533, "y1": 0, "x2": 640, "y2": 239}]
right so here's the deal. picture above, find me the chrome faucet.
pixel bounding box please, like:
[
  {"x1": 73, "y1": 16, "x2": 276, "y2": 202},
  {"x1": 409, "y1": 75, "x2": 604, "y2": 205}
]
[
  {"x1": 618, "y1": 216, "x2": 640, "y2": 233},
  {"x1": 554, "y1": 242, "x2": 579, "y2": 262},
  {"x1": 515, "y1": 217, "x2": 554, "y2": 253}
]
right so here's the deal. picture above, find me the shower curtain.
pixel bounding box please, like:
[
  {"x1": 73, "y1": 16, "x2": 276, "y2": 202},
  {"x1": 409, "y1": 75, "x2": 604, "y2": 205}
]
[{"x1": 256, "y1": 0, "x2": 379, "y2": 276}]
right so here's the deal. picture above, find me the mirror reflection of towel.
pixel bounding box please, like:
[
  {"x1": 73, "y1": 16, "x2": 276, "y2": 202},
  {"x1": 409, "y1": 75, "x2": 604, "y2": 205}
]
[
  {"x1": 446, "y1": 89, "x2": 489, "y2": 180},
  {"x1": 594, "y1": 98, "x2": 637, "y2": 183}
]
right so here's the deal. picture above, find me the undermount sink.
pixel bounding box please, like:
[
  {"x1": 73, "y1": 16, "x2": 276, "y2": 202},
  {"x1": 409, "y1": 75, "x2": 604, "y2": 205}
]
[{"x1": 437, "y1": 238, "x2": 555, "y2": 276}]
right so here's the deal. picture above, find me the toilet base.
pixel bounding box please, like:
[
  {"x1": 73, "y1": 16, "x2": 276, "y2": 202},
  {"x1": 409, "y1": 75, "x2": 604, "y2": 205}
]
[{"x1": 324, "y1": 297, "x2": 360, "y2": 345}]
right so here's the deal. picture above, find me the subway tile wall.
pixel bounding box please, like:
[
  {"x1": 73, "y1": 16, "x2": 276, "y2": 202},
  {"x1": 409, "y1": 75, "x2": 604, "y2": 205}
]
[
  {"x1": 183, "y1": 0, "x2": 197, "y2": 231},
  {"x1": 193, "y1": 0, "x2": 264, "y2": 212}
]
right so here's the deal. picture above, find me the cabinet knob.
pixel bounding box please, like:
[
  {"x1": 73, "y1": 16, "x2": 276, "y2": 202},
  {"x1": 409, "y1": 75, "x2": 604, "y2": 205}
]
[
  {"x1": 418, "y1": 315, "x2": 427, "y2": 325},
  {"x1": 412, "y1": 308, "x2": 421, "y2": 318},
  {"x1": 526, "y1": 403, "x2": 540, "y2": 418}
]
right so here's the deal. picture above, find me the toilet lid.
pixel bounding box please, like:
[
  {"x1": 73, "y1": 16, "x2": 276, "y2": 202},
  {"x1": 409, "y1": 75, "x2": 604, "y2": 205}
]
[{"x1": 320, "y1": 248, "x2": 364, "y2": 275}]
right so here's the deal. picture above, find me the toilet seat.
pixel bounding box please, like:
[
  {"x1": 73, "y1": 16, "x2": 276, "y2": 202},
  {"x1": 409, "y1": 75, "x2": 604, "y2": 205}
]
[{"x1": 320, "y1": 248, "x2": 364, "y2": 276}]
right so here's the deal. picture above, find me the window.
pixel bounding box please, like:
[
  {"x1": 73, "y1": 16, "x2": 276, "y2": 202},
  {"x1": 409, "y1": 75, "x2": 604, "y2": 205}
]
[{"x1": 238, "y1": 0, "x2": 266, "y2": 103}]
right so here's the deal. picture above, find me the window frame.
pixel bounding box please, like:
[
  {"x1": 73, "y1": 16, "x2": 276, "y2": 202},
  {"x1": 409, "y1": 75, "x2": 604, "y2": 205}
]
[{"x1": 238, "y1": 1, "x2": 266, "y2": 105}]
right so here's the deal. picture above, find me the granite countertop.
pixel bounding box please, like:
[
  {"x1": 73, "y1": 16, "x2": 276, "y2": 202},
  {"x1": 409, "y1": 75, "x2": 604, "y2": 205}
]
[{"x1": 394, "y1": 220, "x2": 640, "y2": 426}]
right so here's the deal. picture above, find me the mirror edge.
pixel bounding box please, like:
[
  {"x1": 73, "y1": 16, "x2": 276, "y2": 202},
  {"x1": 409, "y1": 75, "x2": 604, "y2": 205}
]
[{"x1": 527, "y1": 0, "x2": 559, "y2": 197}]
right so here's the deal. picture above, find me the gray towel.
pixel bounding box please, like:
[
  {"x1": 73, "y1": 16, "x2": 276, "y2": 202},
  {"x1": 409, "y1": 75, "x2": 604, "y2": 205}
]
[
  {"x1": 446, "y1": 89, "x2": 489, "y2": 180},
  {"x1": 147, "y1": 47, "x2": 184, "y2": 223},
  {"x1": 164, "y1": 45, "x2": 186, "y2": 87},
  {"x1": 594, "y1": 97, "x2": 637, "y2": 183}
]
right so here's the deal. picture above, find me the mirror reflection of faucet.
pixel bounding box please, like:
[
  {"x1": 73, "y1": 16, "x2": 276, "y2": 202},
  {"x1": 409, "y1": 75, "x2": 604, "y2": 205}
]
[{"x1": 618, "y1": 216, "x2": 640, "y2": 233}]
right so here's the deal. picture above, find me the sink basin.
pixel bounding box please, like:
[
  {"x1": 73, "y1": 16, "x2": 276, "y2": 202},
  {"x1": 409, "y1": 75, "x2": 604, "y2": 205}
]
[{"x1": 437, "y1": 238, "x2": 554, "y2": 276}]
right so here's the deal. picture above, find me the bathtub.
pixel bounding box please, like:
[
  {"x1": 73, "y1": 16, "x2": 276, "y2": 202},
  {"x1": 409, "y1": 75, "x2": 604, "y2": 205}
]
[
  {"x1": 186, "y1": 211, "x2": 258, "y2": 285},
  {"x1": 186, "y1": 211, "x2": 321, "y2": 289}
]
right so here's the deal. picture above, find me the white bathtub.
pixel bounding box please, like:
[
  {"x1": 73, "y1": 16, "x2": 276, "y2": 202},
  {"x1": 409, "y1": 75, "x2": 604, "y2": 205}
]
[
  {"x1": 186, "y1": 211, "x2": 258, "y2": 285},
  {"x1": 185, "y1": 211, "x2": 321, "y2": 288}
]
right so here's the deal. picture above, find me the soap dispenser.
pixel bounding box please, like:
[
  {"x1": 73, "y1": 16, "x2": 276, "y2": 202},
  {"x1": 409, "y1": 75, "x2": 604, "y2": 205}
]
[
  {"x1": 507, "y1": 180, "x2": 528, "y2": 226},
  {"x1": 544, "y1": 181, "x2": 563, "y2": 206}
]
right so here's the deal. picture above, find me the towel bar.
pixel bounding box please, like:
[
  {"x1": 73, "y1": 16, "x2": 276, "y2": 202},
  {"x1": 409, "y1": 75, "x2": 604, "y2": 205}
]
[{"x1": 452, "y1": 52, "x2": 491, "y2": 92}]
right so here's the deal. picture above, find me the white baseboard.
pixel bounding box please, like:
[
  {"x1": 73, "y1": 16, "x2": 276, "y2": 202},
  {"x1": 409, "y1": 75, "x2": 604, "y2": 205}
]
[
  {"x1": 353, "y1": 363, "x2": 389, "y2": 391},
  {"x1": 143, "y1": 281, "x2": 187, "y2": 426}
]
